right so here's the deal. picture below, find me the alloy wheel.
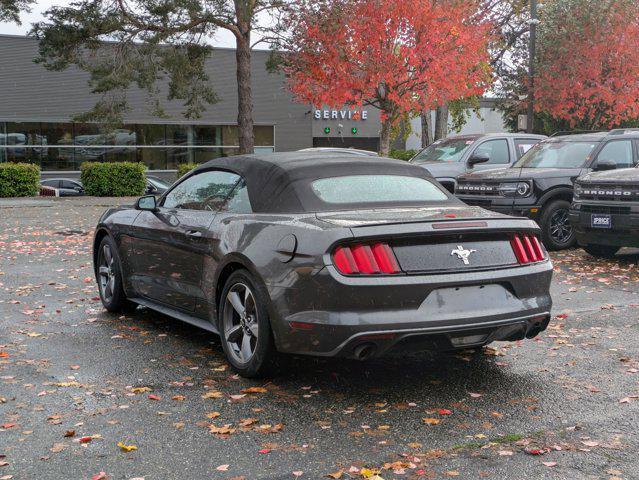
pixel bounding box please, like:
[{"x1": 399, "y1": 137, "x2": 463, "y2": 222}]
[
  {"x1": 98, "y1": 244, "x2": 116, "y2": 303},
  {"x1": 549, "y1": 208, "x2": 572, "y2": 244},
  {"x1": 223, "y1": 283, "x2": 259, "y2": 365}
]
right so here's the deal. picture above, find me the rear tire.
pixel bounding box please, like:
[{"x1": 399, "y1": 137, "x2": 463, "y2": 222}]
[
  {"x1": 96, "y1": 236, "x2": 137, "y2": 313},
  {"x1": 583, "y1": 244, "x2": 620, "y2": 258},
  {"x1": 540, "y1": 200, "x2": 575, "y2": 251},
  {"x1": 218, "y1": 269, "x2": 280, "y2": 378}
]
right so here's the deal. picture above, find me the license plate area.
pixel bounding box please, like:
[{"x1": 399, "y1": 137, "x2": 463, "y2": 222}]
[{"x1": 591, "y1": 213, "x2": 612, "y2": 229}]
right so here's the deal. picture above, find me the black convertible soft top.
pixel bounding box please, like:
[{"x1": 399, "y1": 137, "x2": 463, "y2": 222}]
[{"x1": 190, "y1": 152, "x2": 457, "y2": 213}]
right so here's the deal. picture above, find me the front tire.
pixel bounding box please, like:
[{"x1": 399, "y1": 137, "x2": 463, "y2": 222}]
[
  {"x1": 218, "y1": 270, "x2": 279, "y2": 378},
  {"x1": 583, "y1": 244, "x2": 620, "y2": 258},
  {"x1": 540, "y1": 200, "x2": 576, "y2": 251},
  {"x1": 96, "y1": 236, "x2": 136, "y2": 313}
]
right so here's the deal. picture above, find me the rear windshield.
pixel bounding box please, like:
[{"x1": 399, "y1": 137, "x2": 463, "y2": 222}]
[
  {"x1": 310, "y1": 175, "x2": 448, "y2": 204},
  {"x1": 411, "y1": 138, "x2": 476, "y2": 163},
  {"x1": 513, "y1": 141, "x2": 597, "y2": 169}
]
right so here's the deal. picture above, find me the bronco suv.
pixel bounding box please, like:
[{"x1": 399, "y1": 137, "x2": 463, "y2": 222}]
[
  {"x1": 455, "y1": 131, "x2": 639, "y2": 250},
  {"x1": 570, "y1": 166, "x2": 639, "y2": 257}
]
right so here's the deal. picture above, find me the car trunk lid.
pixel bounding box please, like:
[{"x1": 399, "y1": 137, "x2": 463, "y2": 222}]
[{"x1": 319, "y1": 207, "x2": 540, "y2": 274}]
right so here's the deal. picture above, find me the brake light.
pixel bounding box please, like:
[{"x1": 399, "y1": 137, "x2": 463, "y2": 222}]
[
  {"x1": 510, "y1": 233, "x2": 546, "y2": 264},
  {"x1": 332, "y1": 242, "x2": 401, "y2": 275}
]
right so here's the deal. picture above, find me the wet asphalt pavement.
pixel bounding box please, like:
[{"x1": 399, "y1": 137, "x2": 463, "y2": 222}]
[{"x1": 1, "y1": 197, "x2": 638, "y2": 480}]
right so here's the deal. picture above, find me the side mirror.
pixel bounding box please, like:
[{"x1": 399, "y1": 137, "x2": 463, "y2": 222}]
[
  {"x1": 467, "y1": 153, "x2": 490, "y2": 167},
  {"x1": 136, "y1": 195, "x2": 158, "y2": 211},
  {"x1": 595, "y1": 159, "x2": 617, "y2": 171}
]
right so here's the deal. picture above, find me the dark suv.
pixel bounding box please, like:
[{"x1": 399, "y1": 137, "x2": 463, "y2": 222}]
[
  {"x1": 455, "y1": 131, "x2": 639, "y2": 250},
  {"x1": 570, "y1": 165, "x2": 639, "y2": 257},
  {"x1": 410, "y1": 133, "x2": 545, "y2": 193}
]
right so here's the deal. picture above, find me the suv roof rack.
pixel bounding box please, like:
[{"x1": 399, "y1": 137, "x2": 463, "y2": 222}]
[
  {"x1": 550, "y1": 130, "x2": 605, "y2": 137},
  {"x1": 607, "y1": 128, "x2": 639, "y2": 135}
]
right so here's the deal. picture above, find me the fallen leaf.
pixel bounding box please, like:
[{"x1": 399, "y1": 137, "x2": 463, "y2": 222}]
[
  {"x1": 216, "y1": 465, "x2": 230, "y2": 472},
  {"x1": 63, "y1": 430, "x2": 75, "y2": 437},
  {"x1": 91, "y1": 473, "x2": 107, "y2": 480},
  {"x1": 241, "y1": 387, "x2": 268, "y2": 394},
  {"x1": 206, "y1": 412, "x2": 221, "y2": 419},
  {"x1": 422, "y1": 418, "x2": 441, "y2": 425},
  {"x1": 437, "y1": 409, "x2": 453, "y2": 415},
  {"x1": 201, "y1": 390, "x2": 223, "y2": 399},
  {"x1": 131, "y1": 387, "x2": 151, "y2": 394},
  {"x1": 542, "y1": 462, "x2": 557, "y2": 467},
  {"x1": 148, "y1": 394, "x2": 161, "y2": 401},
  {"x1": 326, "y1": 471, "x2": 343, "y2": 479},
  {"x1": 117, "y1": 442, "x2": 138, "y2": 452}
]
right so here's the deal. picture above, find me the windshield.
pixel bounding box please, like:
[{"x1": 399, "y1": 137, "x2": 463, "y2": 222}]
[
  {"x1": 148, "y1": 177, "x2": 171, "y2": 188},
  {"x1": 310, "y1": 175, "x2": 448, "y2": 205},
  {"x1": 513, "y1": 141, "x2": 597, "y2": 169},
  {"x1": 411, "y1": 138, "x2": 476, "y2": 163}
]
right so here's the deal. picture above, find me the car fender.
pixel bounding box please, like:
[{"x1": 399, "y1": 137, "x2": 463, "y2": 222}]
[{"x1": 538, "y1": 186, "x2": 574, "y2": 208}]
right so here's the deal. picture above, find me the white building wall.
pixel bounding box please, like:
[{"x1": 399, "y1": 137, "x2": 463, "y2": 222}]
[{"x1": 406, "y1": 102, "x2": 508, "y2": 150}]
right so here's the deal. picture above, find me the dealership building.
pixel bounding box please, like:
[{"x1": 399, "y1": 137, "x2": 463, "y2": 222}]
[
  {"x1": 0, "y1": 35, "x2": 382, "y2": 174},
  {"x1": 0, "y1": 35, "x2": 511, "y2": 176}
]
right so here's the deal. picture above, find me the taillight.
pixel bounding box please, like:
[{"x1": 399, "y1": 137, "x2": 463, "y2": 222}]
[
  {"x1": 510, "y1": 233, "x2": 546, "y2": 264},
  {"x1": 332, "y1": 242, "x2": 401, "y2": 275}
]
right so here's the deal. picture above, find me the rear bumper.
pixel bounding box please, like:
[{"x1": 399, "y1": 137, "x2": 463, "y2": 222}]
[{"x1": 267, "y1": 260, "x2": 553, "y2": 358}]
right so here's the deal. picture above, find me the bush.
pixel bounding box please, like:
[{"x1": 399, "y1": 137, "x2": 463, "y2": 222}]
[
  {"x1": 388, "y1": 149, "x2": 419, "y2": 161},
  {"x1": 80, "y1": 162, "x2": 147, "y2": 197},
  {"x1": 177, "y1": 162, "x2": 198, "y2": 178},
  {"x1": 0, "y1": 162, "x2": 40, "y2": 197}
]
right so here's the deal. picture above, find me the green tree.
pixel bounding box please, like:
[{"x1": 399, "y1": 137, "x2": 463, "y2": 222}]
[
  {"x1": 32, "y1": 0, "x2": 289, "y2": 154},
  {"x1": 0, "y1": 0, "x2": 32, "y2": 24}
]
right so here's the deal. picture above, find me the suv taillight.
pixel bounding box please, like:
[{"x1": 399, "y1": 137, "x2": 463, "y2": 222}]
[
  {"x1": 332, "y1": 242, "x2": 401, "y2": 275},
  {"x1": 510, "y1": 234, "x2": 546, "y2": 264}
]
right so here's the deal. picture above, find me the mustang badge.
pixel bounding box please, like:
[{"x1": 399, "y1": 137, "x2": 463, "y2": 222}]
[{"x1": 451, "y1": 245, "x2": 477, "y2": 265}]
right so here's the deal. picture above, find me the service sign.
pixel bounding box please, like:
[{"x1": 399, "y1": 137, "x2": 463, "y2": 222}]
[{"x1": 314, "y1": 109, "x2": 368, "y2": 121}]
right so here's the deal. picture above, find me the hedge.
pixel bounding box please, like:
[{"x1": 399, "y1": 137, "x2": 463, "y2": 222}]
[
  {"x1": 0, "y1": 162, "x2": 40, "y2": 197},
  {"x1": 388, "y1": 149, "x2": 419, "y2": 161},
  {"x1": 80, "y1": 162, "x2": 147, "y2": 197},
  {"x1": 177, "y1": 162, "x2": 198, "y2": 178}
]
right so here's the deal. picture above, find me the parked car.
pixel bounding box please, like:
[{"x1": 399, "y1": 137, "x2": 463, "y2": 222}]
[
  {"x1": 298, "y1": 147, "x2": 378, "y2": 156},
  {"x1": 40, "y1": 178, "x2": 84, "y2": 196},
  {"x1": 410, "y1": 133, "x2": 546, "y2": 193},
  {"x1": 455, "y1": 131, "x2": 639, "y2": 250},
  {"x1": 93, "y1": 152, "x2": 553, "y2": 377},
  {"x1": 570, "y1": 165, "x2": 639, "y2": 257},
  {"x1": 146, "y1": 176, "x2": 172, "y2": 196}
]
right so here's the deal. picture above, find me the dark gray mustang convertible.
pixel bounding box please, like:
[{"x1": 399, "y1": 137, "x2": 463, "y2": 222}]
[{"x1": 93, "y1": 152, "x2": 553, "y2": 377}]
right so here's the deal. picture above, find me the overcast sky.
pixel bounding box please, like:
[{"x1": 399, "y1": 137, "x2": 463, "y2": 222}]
[{"x1": 0, "y1": 0, "x2": 237, "y2": 47}]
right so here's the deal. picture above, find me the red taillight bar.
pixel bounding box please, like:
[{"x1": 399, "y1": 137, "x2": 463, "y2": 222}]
[
  {"x1": 511, "y1": 233, "x2": 546, "y2": 265},
  {"x1": 332, "y1": 242, "x2": 401, "y2": 275}
]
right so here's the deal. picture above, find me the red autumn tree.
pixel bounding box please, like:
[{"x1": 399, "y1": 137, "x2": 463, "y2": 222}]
[
  {"x1": 535, "y1": 0, "x2": 639, "y2": 129},
  {"x1": 283, "y1": 0, "x2": 492, "y2": 154}
]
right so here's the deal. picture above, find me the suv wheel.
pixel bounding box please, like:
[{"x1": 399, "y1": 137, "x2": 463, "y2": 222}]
[
  {"x1": 540, "y1": 200, "x2": 576, "y2": 251},
  {"x1": 218, "y1": 270, "x2": 280, "y2": 378},
  {"x1": 583, "y1": 244, "x2": 620, "y2": 258}
]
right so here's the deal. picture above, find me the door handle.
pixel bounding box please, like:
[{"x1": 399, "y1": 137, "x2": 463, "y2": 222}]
[{"x1": 186, "y1": 230, "x2": 203, "y2": 238}]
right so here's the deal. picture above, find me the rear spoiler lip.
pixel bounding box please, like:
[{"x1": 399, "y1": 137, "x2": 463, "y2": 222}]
[{"x1": 343, "y1": 216, "x2": 542, "y2": 241}]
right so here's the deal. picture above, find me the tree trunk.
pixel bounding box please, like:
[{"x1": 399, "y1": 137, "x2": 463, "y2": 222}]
[
  {"x1": 235, "y1": 28, "x2": 254, "y2": 154},
  {"x1": 421, "y1": 111, "x2": 433, "y2": 148},
  {"x1": 379, "y1": 117, "x2": 392, "y2": 156},
  {"x1": 434, "y1": 104, "x2": 449, "y2": 140}
]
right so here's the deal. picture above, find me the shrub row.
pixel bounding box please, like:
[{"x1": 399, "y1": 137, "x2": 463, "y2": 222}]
[
  {"x1": 80, "y1": 162, "x2": 147, "y2": 197},
  {"x1": 177, "y1": 162, "x2": 198, "y2": 178},
  {"x1": 0, "y1": 162, "x2": 40, "y2": 198}
]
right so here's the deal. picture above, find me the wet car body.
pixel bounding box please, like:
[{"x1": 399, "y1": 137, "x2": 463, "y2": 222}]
[
  {"x1": 93, "y1": 153, "x2": 553, "y2": 375},
  {"x1": 570, "y1": 167, "x2": 639, "y2": 254},
  {"x1": 410, "y1": 133, "x2": 545, "y2": 193}
]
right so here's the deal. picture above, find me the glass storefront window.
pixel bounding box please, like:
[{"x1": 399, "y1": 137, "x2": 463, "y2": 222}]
[
  {"x1": 193, "y1": 125, "x2": 222, "y2": 146},
  {"x1": 254, "y1": 126, "x2": 274, "y2": 147},
  {"x1": 1, "y1": 122, "x2": 274, "y2": 170},
  {"x1": 135, "y1": 124, "x2": 165, "y2": 146}
]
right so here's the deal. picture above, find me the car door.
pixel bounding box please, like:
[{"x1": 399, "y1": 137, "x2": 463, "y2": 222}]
[
  {"x1": 128, "y1": 169, "x2": 242, "y2": 312},
  {"x1": 60, "y1": 180, "x2": 83, "y2": 196},
  {"x1": 468, "y1": 138, "x2": 511, "y2": 172}
]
